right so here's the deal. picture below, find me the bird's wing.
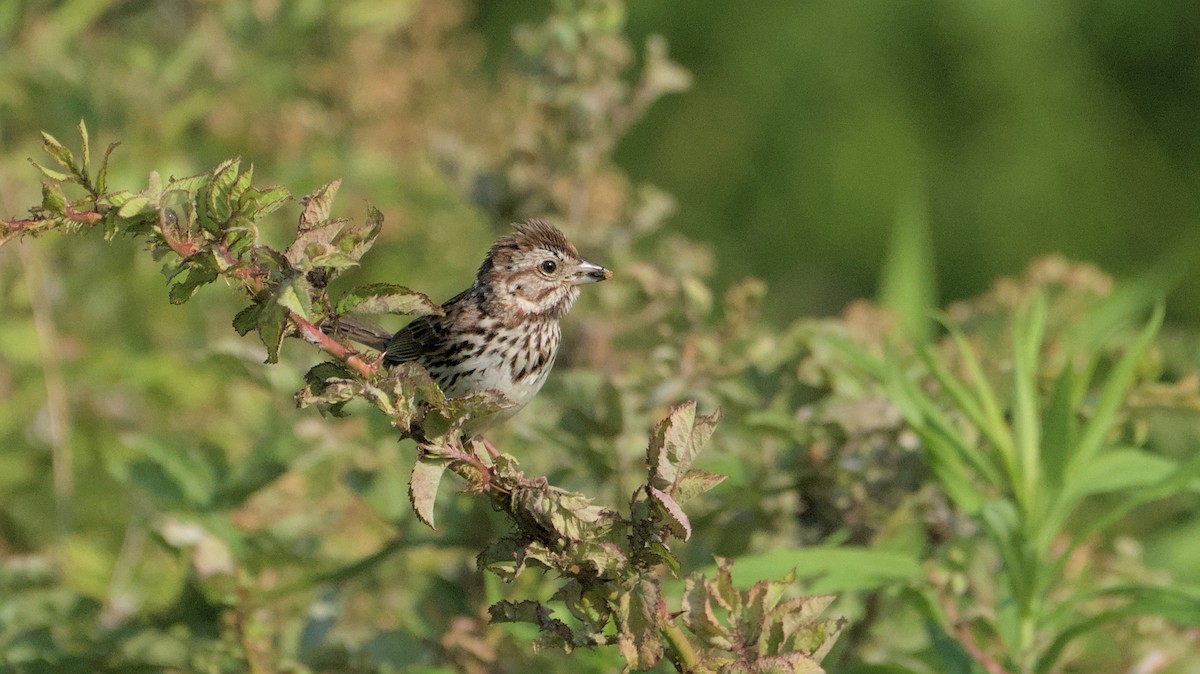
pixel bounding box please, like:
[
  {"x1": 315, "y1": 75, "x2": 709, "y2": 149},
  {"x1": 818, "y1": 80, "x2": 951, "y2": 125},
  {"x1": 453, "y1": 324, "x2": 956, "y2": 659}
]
[
  {"x1": 326, "y1": 316, "x2": 394, "y2": 351},
  {"x1": 384, "y1": 315, "x2": 442, "y2": 364}
]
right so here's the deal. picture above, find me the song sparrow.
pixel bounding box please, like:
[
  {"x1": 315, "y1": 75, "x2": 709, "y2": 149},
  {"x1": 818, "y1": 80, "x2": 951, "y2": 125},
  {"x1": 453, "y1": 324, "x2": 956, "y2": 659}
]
[{"x1": 336, "y1": 219, "x2": 611, "y2": 436}]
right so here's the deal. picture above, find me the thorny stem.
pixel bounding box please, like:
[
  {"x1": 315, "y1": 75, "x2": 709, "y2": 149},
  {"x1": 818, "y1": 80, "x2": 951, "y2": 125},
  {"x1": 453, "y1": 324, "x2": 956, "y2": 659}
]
[{"x1": 156, "y1": 209, "x2": 377, "y2": 379}]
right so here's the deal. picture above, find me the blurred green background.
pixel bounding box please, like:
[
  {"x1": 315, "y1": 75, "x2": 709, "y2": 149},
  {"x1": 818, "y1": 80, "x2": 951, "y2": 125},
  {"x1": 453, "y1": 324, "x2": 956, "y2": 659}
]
[
  {"x1": 3, "y1": 1, "x2": 1199, "y2": 672},
  {"x1": 5, "y1": 0, "x2": 1199, "y2": 322},
  {"x1": 484, "y1": 0, "x2": 1200, "y2": 320}
]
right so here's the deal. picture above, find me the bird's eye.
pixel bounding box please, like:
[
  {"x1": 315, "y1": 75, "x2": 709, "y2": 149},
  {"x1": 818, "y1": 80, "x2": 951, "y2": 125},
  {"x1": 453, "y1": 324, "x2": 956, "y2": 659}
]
[{"x1": 539, "y1": 259, "x2": 558, "y2": 274}]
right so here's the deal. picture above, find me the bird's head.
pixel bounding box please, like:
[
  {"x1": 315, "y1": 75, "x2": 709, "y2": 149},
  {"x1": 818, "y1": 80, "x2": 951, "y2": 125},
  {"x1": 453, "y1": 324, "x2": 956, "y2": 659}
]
[{"x1": 476, "y1": 219, "x2": 611, "y2": 320}]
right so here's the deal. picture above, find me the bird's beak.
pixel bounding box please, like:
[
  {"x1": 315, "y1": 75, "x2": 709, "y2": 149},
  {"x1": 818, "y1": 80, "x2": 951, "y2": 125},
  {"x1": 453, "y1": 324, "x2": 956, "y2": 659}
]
[{"x1": 572, "y1": 259, "x2": 613, "y2": 285}]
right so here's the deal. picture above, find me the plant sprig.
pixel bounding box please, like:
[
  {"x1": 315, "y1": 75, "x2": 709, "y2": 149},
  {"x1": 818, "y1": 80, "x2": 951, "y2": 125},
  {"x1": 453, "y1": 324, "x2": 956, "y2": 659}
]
[{"x1": 2, "y1": 122, "x2": 844, "y2": 673}]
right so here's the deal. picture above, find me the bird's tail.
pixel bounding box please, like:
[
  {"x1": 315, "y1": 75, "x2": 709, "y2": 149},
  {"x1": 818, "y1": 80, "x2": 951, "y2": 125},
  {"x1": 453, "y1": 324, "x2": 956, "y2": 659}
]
[{"x1": 322, "y1": 316, "x2": 393, "y2": 351}]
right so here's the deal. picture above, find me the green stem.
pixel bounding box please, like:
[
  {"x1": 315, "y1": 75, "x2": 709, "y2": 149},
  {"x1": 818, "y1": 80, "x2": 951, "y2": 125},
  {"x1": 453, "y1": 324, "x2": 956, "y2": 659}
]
[{"x1": 660, "y1": 617, "x2": 699, "y2": 673}]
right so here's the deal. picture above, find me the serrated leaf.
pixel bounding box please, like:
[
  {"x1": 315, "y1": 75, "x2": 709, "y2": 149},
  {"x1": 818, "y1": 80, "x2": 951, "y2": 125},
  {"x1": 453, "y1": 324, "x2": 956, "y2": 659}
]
[
  {"x1": 206, "y1": 158, "x2": 240, "y2": 226},
  {"x1": 168, "y1": 260, "x2": 219, "y2": 304},
  {"x1": 41, "y1": 131, "x2": 75, "y2": 171},
  {"x1": 616, "y1": 575, "x2": 664, "y2": 670},
  {"x1": 239, "y1": 185, "x2": 291, "y2": 218},
  {"x1": 229, "y1": 165, "x2": 253, "y2": 204},
  {"x1": 513, "y1": 483, "x2": 616, "y2": 542},
  {"x1": 410, "y1": 454, "x2": 448, "y2": 528},
  {"x1": 77, "y1": 120, "x2": 90, "y2": 177},
  {"x1": 275, "y1": 274, "x2": 313, "y2": 321},
  {"x1": 674, "y1": 469, "x2": 727, "y2": 504},
  {"x1": 647, "y1": 402, "x2": 723, "y2": 495},
  {"x1": 648, "y1": 486, "x2": 692, "y2": 541},
  {"x1": 488, "y1": 600, "x2": 575, "y2": 649},
  {"x1": 682, "y1": 572, "x2": 733, "y2": 647},
  {"x1": 336, "y1": 283, "x2": 442, "y2": 316},
  {"x1": 29, "y1": 159, "x2": 70, "y2": 182},
  {"x1": 167, "y1": 173, "x2": 211, "y2": 196},
  {"x1": 257, "y1": 296, "x2": 288, "y2": 363},
  {"x1": 329, "y1": 204, "x2": 383, "y2": 262},
  {"x1": 96, "y1": 142, "x2": 120, "y2": 193},
  {"x1": 295, "y1": 361, "x2": 360, "y2": 415},
  {"x1": 232, "y1": 301, "x2": 263, "y2": 336},
  {"x1": 117, "y1": 195, "x2": 153, "y2": 218},
  {"x1": 300, "y1": 180, "x2": 341, "y2": 230}
]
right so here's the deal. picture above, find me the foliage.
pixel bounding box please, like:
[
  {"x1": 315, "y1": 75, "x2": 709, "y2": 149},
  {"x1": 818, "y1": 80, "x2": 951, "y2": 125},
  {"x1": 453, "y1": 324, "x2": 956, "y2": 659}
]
[
  {"x1": 3, "y1": 2, "x2": 1200, "y2": 674},
  {"x1": 0, "y1": 3, "x2": 844, "y2": 670}
]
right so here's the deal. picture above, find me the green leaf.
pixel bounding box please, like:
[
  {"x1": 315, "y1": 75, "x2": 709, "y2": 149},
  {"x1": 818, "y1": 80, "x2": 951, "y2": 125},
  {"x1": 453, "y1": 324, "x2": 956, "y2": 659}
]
[
  {"x1": 29, "y1": 159, "x2": 70, "y2": 182},
  {"x1": 40, "y1": 131, "x2": 76, "y2": 171},
  {"x1": 878, "y1": 187, "x2": 937, "y2": 343},
  {"x1": 40, "y1": 183, "x2": 66, "y2": 212},
  {"x1": 239, "y1": 185, "x2": 291, "y2": 218},
  {"x1": 95, "y1": 142, "x2": 120, "y2": 193},
  {"x1": 336, "y1": 283, "x2": 442, "y2": 316},
  {"x1": 117, "y1": 195, "x2": 153, "y2": 218},
  {"x1": 512, "y1": 482, "x2": 617, "y2": 542},
  {"x1": 616, "y1": 574, "x2": 664, "y2": 670},
  {"x1": 232, "y1": 301, "x2": 263, "y2": 336},
  {"x1": 257, "y1": 296, "x2": 288, "y2": 363},
  {"x1": 77, "y1": 120, "x2": 90, "y2": 178},
  {"x1": 168, "y1": 260, "x2": 219, "y2": 304},
  {"x1": 275, "y1": 274, "x2": 313, "y2": 321},
  {"x1": 229, "y1": 165, "x2": 253, "y2": 204},
  {"x1": 674, "y1": 469, "x2": 727, "y2": 504},
  {"x1": 206, "y1": 158, "x2": 240, "y2": 226},
  {"x1": 409, "y1": 454, "x2": 448, "y2": 529},
  {"x1": 167, "y1": 173, "x2": 211, "y2": 196},
  {"x1": 1068, "y1": 304, "x2": 1164, "y2": 472},
  {"x1": 296, "y1": 361, "x2": 360, "y2": 415}
]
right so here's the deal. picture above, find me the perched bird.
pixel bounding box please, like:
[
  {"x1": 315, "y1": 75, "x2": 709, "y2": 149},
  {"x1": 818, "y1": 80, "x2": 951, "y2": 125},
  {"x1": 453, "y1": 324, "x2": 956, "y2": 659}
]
[{"x1": 335, "y1": 219, "x2": 611, "y2": 436}]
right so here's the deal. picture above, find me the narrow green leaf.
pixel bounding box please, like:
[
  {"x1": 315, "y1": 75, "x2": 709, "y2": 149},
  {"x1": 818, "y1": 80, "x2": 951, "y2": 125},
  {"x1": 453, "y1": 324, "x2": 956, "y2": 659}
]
[
  {"x1": 878, "y1": 187, "x2": 937, "y2": 343},
  {"x1": 1069, "y1": 304, "x2": 1163, "y2": 471},
  {"x1": 1011, "y1": 295, "x2": 1046, "y2": 510},
  {"x1": 167, "y1": 173, "x2": 211, "y2": 196},
  {"x1": 206, "y1": 158, "x2": 240, "y2": 226},
  {"x1": 40, "y1": 131, "x2": 75, "y2": 171},
  {"x1": 78, "y1": 120, "x2": 90, "y2": 178},
  {"x1": 229, "y1": 165, "x2": 253, "y2": 204},
  {"x1": 29, "y1": 159, "x2": 70, "y2": 182},
  {"x1": 96, "y1": 142, "x2": 120, "y2": 194}
]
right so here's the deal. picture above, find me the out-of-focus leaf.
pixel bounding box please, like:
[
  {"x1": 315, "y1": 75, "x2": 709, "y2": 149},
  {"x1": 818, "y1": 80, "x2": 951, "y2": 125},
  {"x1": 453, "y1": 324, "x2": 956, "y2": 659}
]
[
  {"x1": 616, "y1": 574, "x2": 663, "y2": 670},
  {"x1": 410, "y1": 454, "x2": 448, "y2": 529}
]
